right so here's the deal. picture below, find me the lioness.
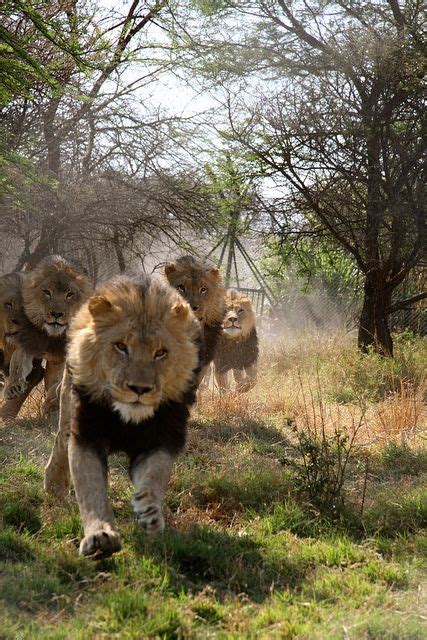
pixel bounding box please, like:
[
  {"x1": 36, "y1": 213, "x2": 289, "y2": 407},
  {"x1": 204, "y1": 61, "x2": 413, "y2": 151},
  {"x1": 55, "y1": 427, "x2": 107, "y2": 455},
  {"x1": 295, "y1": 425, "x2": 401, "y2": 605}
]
[
  {"x1": 44, "y1": 274, "x2": 202, "y2": 558},
  {"x1": 164, "y1": 255, "x2": 225, "y2": 380},
  {"x1": 214, "y1": 289, "x2": 259, "y2": 392},
  {"x1": 4, "y1": 256, "x2": 91, "y2": 415},
  {"x1": 0, "y1": 272, "x2": 44, "y2": 420}
]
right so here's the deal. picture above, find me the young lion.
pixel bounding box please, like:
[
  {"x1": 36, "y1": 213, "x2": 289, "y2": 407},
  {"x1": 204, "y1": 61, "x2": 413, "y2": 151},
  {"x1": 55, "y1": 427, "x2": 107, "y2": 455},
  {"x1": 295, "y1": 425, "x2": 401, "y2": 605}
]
[
  {"x1": 0, "y1": 272, "x2": 44, "y2": 420},
  {"x1": 214, "y1": 289, "x2": 259, "y2": 393},
  {"x1": 164, "y1": 255, "x2": 225, "y2": 380},
  {"x1": 44, "y1": 274, "x2": 202, "y2": 558},
  {"x1": 4, "y1": 256, "x2": 91, "y2": 415}
]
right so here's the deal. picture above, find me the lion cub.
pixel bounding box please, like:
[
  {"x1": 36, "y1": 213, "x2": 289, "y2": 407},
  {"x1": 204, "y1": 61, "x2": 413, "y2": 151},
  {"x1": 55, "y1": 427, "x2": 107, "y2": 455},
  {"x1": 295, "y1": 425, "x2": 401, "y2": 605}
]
[
  {"x1": 45, "y1": 274, "x2": 202, "y2": 558},
  {"x1": 165, "y1": 255, "x2": 225, "y2": 380},
  {"x1": 214, "y1": 289, "x2": 259, "y2": 392},
  {"x1": 4, "y1": 256, "x2": 91, "y2": 415},
  {"x1": 0, "y1": 272, "x2": 44, "y2": 420}
]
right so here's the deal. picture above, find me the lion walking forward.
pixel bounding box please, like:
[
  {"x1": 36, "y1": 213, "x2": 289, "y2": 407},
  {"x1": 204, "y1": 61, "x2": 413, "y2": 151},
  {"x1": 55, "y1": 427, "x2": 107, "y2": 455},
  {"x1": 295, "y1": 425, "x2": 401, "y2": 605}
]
[
  {"x1": 164, "y1": 255, "x2": 225, "y2": 383},
  {"x1": 0, "y1": 272, "x2": 45, "y2": 420},
  {"x1": 214, "y1": 290, "x2": 259, "y2": 393},
  {"x1": 45, "y1": 274, "x2": 202, "y2": 558},
  {"x1": 3, "y1": 256, "x2": 91, "y2": 417}
]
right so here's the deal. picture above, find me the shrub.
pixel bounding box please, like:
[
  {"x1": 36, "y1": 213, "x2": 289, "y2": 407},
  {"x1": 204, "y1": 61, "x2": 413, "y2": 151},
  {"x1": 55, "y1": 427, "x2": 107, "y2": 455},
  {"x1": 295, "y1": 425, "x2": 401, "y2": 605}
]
[{"x1": 282, "y1": 421, "x2": 356, "y2": 517}]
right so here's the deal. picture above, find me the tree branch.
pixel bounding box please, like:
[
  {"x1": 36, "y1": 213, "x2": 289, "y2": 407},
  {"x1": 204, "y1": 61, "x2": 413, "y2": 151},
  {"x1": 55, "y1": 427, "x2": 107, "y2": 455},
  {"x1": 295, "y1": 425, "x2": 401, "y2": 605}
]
[{"x1": 388, "y1": 291, "x2": 427, "y2": 314}]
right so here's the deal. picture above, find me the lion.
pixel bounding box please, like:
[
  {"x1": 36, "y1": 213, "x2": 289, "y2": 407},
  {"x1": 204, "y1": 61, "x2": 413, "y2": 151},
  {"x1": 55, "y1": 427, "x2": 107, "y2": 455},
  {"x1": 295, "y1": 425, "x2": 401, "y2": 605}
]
[
  {"x1": 213, "y1": 289, "x2": 259, "y2": 393},
  {"x1": 44, "y1": 274, "x2": 202, "y2": 558},
  {"x1": 0, "y1": 272, "x2": 44, "y2": 420},
  {"x1": 4, "y1": 256, "x2": 91, "y2": 415},
  {"x1": 164, "y1": 255, "x2": 225, "y2": 380}
]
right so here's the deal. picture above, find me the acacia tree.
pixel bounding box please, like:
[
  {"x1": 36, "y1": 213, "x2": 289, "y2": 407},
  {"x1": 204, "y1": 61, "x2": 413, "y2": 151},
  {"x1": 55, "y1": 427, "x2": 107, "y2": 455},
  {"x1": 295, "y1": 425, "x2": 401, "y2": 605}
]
[{"x1": 173, "y1": 0, "x2": 425, "y2": 355}]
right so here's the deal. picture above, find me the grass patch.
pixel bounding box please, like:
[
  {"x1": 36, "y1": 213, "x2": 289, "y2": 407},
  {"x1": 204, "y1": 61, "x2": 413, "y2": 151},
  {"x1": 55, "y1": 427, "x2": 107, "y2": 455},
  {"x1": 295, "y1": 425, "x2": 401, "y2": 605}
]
[{"x1": 0, "y1": 333, "x2": 425, "y2": 638}]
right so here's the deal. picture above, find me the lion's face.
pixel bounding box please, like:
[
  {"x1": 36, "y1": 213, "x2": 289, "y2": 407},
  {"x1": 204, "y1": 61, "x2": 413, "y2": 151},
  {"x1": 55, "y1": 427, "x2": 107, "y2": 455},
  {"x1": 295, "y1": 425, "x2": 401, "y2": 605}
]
[
  {"x1": 165, "y1": 256, "x2": 225, "y2": 325},
  {"x1": 23, "y1": 256, "x2": 91, "y2": 337},
  {"x1": 68, "y1": 276, "x2": 201, "y2": 424},
  {"x1": 0, "y1": 273, "x2": 25, "y2": 346},
  {"x1": 222, "y1": 290, "x2": 256, "y2": 339}
]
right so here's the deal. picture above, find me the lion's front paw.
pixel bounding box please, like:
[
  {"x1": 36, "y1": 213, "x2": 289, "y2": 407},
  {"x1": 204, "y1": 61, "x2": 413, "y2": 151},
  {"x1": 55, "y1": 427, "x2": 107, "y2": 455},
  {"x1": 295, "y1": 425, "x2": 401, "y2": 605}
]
[
  {"x1": 4, "y1": 378, "x2": 27, "y2": 399},
  {"x1": 79, "y1": 526, "x2": 121, "y2": 559},
  {"x1": 43, "y1": 400, "x2": 59, "y2": 419},
  {"x1": 132, "y1": 491, "x2": 165, "y2": 535},
  {"x1": 44, "y1": 461, "x2": 70, "y2": 498}
]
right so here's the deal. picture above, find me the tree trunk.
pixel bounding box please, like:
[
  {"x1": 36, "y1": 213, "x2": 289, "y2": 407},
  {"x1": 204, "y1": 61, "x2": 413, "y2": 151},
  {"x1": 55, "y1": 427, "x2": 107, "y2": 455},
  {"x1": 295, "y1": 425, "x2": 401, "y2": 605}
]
[
  {"x1": 358, "y1": 273, "x2": 393, "y2": 356},
  {"x1": 113, "y1": 228, "x2": 126, "y2": 272}
]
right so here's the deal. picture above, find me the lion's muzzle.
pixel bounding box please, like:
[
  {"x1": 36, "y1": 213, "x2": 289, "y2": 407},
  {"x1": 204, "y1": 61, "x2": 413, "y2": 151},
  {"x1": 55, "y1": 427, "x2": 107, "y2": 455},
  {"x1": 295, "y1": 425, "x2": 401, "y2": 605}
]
[{"x1": 44, "y1": 321, "x2": 68, "y2": 336}]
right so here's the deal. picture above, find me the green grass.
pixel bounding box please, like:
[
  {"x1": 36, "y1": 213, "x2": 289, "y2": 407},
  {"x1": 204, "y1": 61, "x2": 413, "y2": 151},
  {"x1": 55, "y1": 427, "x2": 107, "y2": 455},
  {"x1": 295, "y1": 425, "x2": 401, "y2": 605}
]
[
  {"x1": 0, "y1": 428, "x2": 425, "y2": 639},
  {"x1": 0, "y1": 335, "x2": 425, "y2": 638}
]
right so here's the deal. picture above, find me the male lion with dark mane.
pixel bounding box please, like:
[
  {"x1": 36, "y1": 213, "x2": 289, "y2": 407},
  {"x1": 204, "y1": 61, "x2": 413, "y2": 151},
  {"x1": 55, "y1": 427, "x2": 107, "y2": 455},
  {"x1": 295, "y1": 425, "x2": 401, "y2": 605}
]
[
  {"x1": 164, "y1": 255, "x2": 225, "y2": 380},
  {"x1": 214, "y1": 289, "x2": 259, "y2": 393},
  {"x1": 4, "y1": 255, "x2": 91, "y2": 415},
  {"x1": 0, "y1": 272, "x2": 44, "y2": 420},
  {"x1": 44, "y1": 274, "x2": 202, "y2": 558}
]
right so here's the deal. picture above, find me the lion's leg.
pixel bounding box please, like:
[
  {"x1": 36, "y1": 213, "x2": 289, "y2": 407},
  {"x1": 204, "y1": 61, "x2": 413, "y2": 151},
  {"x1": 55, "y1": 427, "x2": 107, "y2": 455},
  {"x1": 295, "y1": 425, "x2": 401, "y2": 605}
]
[
  {"x1": 44, "y1": 369, "x2": 72, "y2": 497},
  {"x1": 214, "y1": 367, "x2": 229, "y2": 393},
  {"x1": 196, "y1": 363, "x2": 212, "y2": 401},
  {"x1": 232, "y1": 368, "x2": 245, "y2": 390},
  {"x1": 245, "y1": 363, "x2": 257, "y2": 384},
  {"x1": 234, "y1": 363, "x2": 258, "y2": 393},
  {"x1": 199, "y1": 363, "x2": 212, "y2": 389},
  {"x1": 69, "y1": 436, "x2": 121, "y2": 558},
  {"x1": 130, "y1": 449, "x2": 174, "y2": 535},
  {"x1": 240, "y1": 362, "x2": 258, "y2": 393},
  {"x1": 4, "y1": 346, "x2": 35, "y2": 399},
  {"x1": 234, "y1": 368, "x2": 251, "y2": 393},
  {"x1": 0, "y1": 360, "x2": 44, "y2": 421},
  {"x1": 197, "y1": 363, "x2": 211, "y2": 387},
  {"x1": 43, "y1": 360, "x2": 64, "y2": 416}
]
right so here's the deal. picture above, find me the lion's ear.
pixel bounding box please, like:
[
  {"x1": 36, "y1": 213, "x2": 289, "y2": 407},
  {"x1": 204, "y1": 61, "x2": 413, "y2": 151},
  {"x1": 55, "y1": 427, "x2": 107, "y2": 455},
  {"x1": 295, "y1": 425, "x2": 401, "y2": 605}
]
[
  {"x1": 165, "y1": 263, "x2": 176, "y2": 278},
  {"x1": 172, "y1": 300, "x2": 189, "y2": 321},
  {"x1": 209, "y1": 267, "x2": 220, "y2": 279},
  {"x1": 88, "y1": 295, "x2": 113, "y2": 318}
]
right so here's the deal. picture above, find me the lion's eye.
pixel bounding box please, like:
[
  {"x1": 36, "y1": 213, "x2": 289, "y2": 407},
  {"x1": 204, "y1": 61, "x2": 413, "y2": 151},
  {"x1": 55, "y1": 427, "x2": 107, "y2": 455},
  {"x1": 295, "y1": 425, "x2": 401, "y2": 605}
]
[
  {"x1": 66, "y1": 291, "x2": 74, "y2": 300},
  {"x1": 43, "y1": 290, "x2": 51, "y2": 298},
  {"x1": 115, "y1": 342, "x2": 128, "y2": 354},
  {"x1": 154, "y1": 348, "x2": 168, "y2": 360},
  {"x1": 238, "y1": 309, "x2": 244, "y2": 315},
  {"x1": 177, "y1": 284, "x2": 186, "y2": 293},
  {"x1": 200, "y1": 286, "x2": 208, "y2": 294},
  {"x1": 5, "y1": 302, "x2": 12, "y2": 310}
]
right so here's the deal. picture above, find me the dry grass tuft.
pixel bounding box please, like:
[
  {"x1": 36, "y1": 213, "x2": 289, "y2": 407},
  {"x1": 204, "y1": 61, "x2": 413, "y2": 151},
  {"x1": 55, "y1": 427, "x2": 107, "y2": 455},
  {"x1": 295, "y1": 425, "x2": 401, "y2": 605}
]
[{"x1": 371, "y1": 382, "x2": 425, "y2": 445}]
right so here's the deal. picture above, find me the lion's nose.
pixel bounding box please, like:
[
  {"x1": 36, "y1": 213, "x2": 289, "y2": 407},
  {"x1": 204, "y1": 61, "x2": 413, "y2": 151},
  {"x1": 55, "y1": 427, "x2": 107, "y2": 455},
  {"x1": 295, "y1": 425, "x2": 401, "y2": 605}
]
[
  {"x1": 127, "y1": 384, "x2": 154, "y2": 396},
  {"x1": 191, "y1": 304, "x2": 199, "y2": 312},
  {"x1": 51, "y1": 311, "x2": 64, "y2": 319},
  {"x1": 229, "y1": 316, "x2": 238, "y2": 323}
]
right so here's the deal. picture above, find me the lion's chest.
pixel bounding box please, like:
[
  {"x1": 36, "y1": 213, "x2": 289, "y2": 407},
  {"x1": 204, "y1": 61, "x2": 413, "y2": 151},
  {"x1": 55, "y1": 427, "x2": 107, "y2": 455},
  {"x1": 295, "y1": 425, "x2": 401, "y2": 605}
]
[
  {"x1": 214, "y1": 328, "x2": 259, "y2": 373},
  {"x1": 71, "y1": 389, "x2": 192, "y2": 464}
]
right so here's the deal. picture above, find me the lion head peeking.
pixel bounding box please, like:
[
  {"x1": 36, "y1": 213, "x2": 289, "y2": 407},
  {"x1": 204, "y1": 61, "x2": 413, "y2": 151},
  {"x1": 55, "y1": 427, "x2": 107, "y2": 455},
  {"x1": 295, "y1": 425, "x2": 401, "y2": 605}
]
[
  {"x1": 23, "y1": 255, "x2": 91, "y2": 337},
  {"x1": 164, "y1": 255, "x2": 225, "y2": 326},
  {"x1": 0, "y1": 272, "x2": 26, "y2": 347},
  {"x1": 67, "y1": 275, "x2": 201, "y2": 424},
  {"x1": 222, "y1": 289, "x2": 256, "y2": 340}
]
